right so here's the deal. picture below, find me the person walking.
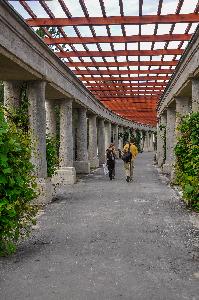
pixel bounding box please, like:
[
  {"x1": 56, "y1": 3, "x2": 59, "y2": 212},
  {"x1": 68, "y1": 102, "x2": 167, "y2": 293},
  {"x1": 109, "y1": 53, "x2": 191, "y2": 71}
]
[
  {"x1": 106, "y1": 143, "x2": 116, "y2": 180},
  {"x1": 122, "y1": 138, "x2": 138, "y2": 182}
]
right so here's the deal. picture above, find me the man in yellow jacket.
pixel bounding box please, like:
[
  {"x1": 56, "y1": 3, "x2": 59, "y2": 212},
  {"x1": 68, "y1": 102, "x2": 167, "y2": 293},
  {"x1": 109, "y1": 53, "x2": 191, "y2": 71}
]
[{"x1": 123, "y1": 138, "x2": 138, "y2": 182}]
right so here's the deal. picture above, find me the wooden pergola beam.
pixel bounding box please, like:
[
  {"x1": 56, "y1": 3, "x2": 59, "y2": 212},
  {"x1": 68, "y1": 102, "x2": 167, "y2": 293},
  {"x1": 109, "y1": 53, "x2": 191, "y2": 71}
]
[
  {"x1": 26, "y1": 13, "x2": 199, "y2": 26},
  {"x1": 56, "y1": 49, "x2": 183, "y2": 57},
  {"x1": 86, "y1": 82, "x2": 167, "y2": 87},
  {"x1": 67, "y1": 61, "x2": 178, "y2": 67},
  {"x1": 44, "y1": 34, "x2": 191, "y2": 45},
  {"x1": 74, "y1": 69, "x2": 172, "y2": 75},
  {"x1": 79, "y1": 75, "x2": 170, "y2": 81}
]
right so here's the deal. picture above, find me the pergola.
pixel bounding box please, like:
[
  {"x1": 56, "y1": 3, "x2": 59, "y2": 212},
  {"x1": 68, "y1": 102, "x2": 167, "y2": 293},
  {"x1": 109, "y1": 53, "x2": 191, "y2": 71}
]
[{"x1": 9, "y1": 0, "x2": 199, "y2": 126}]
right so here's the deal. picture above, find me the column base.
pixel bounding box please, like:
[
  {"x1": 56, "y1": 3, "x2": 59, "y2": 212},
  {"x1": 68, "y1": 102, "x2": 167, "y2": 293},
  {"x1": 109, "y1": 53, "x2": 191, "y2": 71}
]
[
  {"x1": 162, "y1": 163, "x2": 172, "y2": 174},
  {"x1": 34, "y1": 178, "x2": 53, "y2": 204},
  {"x1": 89, "y1": 157, "x2": 99, "y2": 169},
  {"x1": 74, "y1": 161, "x2": 90, "y2": 174},
  {"x1": 52, "y1": 167, "x2": 76, "y2": 185}
]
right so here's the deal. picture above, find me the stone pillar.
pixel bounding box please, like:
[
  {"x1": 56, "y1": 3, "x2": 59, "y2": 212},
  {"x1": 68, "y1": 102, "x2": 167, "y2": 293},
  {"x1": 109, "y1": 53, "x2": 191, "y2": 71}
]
[
  {"x1": 114, "y1": 125, "x2": 119, "y2": 150},
  {"x1": 3, "y1": 80, "x2": 21, "y2": 108},
  {"x1": 105, "y1": 121, "x2": 111, "y2": 150},
  {"x1": 175, "y1": 97, "x2": 191, "y2": 136},
  {"x1": 46, "y1": 99, "x2": 57, "y2": 137},
  {"x1": 143, "y1": 131, "x2": 149, "y2": 152},
  {"x1": 192, "y1": 79, "x2": 199, "y2": 112},
  {"x1": 148, "y1": 132, "x2": 154, "y2": 151},
  {"x1": 163, "y1": 106, "x2": 176, "y2": 174},
  {"x1": 118, "y1": 126, "x2": 124, "y2": 150},
  {"x1": 157, "y1": 113, "x2": 166, "y2": 167},
  {"x1": 98, "y1": 119, "x2": 106, "y2": 165},
  {"x1": 88, "y1": 114, "x2": 99, "y2": 169},
  {"x1": 27, "y1": 81, "x2": 51, "y2": 203},
  {"x1": 53, "y1": 99, "x2": 76, "y2": 185},
  {"x1": 171, "y1": 97, "x2": 190, "y2": 180},
  {"x1": 74, "y1": 107, "x2": 90, "y2": 174}
]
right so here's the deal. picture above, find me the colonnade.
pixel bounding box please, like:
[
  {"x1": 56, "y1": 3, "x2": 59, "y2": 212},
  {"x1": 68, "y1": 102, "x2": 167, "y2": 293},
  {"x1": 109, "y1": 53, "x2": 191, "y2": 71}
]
[
  {"x1": 156, "y1": 78, "x2": 199, "y2": 178},
  {"x1": 3, "y1": 80, "x2": 155, "y2": 202}
]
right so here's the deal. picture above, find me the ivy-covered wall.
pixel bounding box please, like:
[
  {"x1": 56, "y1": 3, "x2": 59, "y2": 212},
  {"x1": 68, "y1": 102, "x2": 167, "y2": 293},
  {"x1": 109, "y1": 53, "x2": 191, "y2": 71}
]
[{"x1": 174, "y1": 112, "x2": 199, "y2": 211}]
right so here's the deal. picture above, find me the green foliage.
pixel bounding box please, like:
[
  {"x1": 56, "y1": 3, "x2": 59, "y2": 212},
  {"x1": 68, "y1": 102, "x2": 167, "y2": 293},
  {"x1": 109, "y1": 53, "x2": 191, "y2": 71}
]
[
  {"x1": 46, "y1": 134, "x2": 59, "y2": 177},
  {"x1": 35, "y1": 27, "x2": 45, "y2": 39},
  {"x1": 174, "y1": 112, "x2": 199, "y2": 211},
  {"x1": 0, "y1": 107, "x2": 38, "y2": 255}
]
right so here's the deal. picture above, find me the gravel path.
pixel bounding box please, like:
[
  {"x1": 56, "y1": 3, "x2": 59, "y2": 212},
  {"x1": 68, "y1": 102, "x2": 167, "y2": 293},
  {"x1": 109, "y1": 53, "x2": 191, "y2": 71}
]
[{"x1": 0, "y1": 152, "x2": 199, "y2": 300}]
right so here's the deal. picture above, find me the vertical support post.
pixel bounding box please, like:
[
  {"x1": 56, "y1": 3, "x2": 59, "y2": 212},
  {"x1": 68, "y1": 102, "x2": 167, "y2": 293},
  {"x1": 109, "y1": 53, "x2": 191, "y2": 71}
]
[
  {"x1": 171, "y1": 97, "x2": 190, "y2": 180},
  {"x1": 27, "y1": 81, "x2": 52, "y2": 203},
  {"x1": 46, "y1": 99, "x2": 57, "y2": 137},
  {"x1": 74, "y1": 107, "x2": 90, "y2": 174},
  {"x1": 118, "y1": 126, "x2": 124, "y2": 150},
  {"x1": 105, "y1": 121, "x2": 111, "y2": 150},
  {"x1": 3, "y1": 80, "x2": 21, "y2": 108},
  {"x1": 162, "y1": 105, "x2": 176, "y2": 174},
  {"x1": 88, "y1": 114, "x2": 99, "y2": 169},
  {"x1": 143, "y1": 131, "x2": 149, "y2": 152},
  {"x1": 157, "y1": 113, "x2": 166, "y2": 167},
  {"x1": 98, "y1": 118, "x2": 105, "y2": 165},
  {"x1": 53, "y1": 99, "x2": 76, "y2": 185},
  {"x1": 192, "y1": 79, "x2": 199, "y2": 112}
]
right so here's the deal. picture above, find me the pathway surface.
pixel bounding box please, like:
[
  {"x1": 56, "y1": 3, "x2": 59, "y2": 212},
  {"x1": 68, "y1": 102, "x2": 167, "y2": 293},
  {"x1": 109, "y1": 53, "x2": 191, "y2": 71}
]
[{"x1": 0, "y1": 153, "x2": 199, "y2": 300}]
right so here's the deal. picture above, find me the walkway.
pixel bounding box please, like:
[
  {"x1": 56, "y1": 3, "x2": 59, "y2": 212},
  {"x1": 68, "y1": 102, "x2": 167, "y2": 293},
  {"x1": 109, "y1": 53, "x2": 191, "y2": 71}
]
[{"x1": 0, "y1": 153, "x2": 198, "y2": 300}]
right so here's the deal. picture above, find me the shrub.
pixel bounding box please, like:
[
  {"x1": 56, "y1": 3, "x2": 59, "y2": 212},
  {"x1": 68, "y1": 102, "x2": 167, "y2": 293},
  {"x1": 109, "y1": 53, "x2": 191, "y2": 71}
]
[
  {"x1": 174, "y1": 112, "x2": 199, "y2": 211},
  {"x1": 0, "y1": 107, "x2": 38, "y2": 255}
]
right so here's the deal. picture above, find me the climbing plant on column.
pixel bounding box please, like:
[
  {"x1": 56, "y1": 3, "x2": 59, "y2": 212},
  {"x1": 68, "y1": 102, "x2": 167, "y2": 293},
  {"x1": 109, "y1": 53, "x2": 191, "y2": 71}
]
[
  {"x1": 174, "y1": 112, "x2": 199, "y2": 211},
  {"x1": 0, "y1": 106, "x2": 38, "y2": 255}
]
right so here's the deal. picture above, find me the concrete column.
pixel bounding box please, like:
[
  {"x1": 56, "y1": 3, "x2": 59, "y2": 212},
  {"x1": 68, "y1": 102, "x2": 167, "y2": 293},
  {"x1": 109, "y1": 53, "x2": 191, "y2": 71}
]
[
  {"x1": 157, "y1": 114, "x2": 167, "y2": 167},
  {"x1": 171, "y1": 97, "x2": 190, "y2": 180},
  {"x1": 118, "y1": 126, "x2": 124, "y2": 150},
  {"x1": 163, "y1": 106, "x2": 176, "y2": 174},
  {"x1": 88, "y1": 114, "x2": 99, "y2": 169},
  {"x1": 53, "y1": 99, "x2": 76, "y2": 185},
  {"x1": 175, "y1": 97, "x2": 191, "y2": 136},
  {"x1": 74, "y1": 107, "x2": 90, "y2": 174},
  {"x1": 3, "y1": 80, "x2": 21, "y2": 108},
  {"x1": 148, "y1": 132, "x2": 154, "y2": 152},
  {"x1": 46, "y1": 99, "x2": 57, "y2": 137},
  {"x1": 139, "y1": 131, "x2": 143, "y2": 151},
  {"x1": 114, "y1": 125, "x2": 119, "y2": 151},
  {"x1": 143, "y1": 131, "x2": 149, "y2": 152},
  {"x1": 27, "y1": 81, "x2": 52, "y2": 204},
  {"x1": 105, "y1": 121, "x2": 111, "y2": 150},
  {"x1": 98, "y1": 119, "x2": 106, "y2": 165},
  {"x1": 192, "y1": 79, "x2": 199, "y2": 112}
]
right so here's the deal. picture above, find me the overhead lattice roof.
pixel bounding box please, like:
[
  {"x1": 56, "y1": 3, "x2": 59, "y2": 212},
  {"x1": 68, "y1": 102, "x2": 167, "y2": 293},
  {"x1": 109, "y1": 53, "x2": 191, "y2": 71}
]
[{"x1": 8, "y1": 0, "x2": 199, "y2": 126}]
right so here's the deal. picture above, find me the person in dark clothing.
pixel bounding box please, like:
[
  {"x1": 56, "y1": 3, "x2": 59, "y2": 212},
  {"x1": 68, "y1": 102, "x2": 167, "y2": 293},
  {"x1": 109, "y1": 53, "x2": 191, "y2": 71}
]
[{"x1": 106, "y1": 143, "x2": 116, "y2": 180}]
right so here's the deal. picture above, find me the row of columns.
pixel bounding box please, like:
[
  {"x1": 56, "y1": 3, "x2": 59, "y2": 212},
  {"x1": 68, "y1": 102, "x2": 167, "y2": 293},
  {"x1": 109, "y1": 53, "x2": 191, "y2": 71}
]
[
  {"x1": 4, "y1": 80, "x2": 156, "y2": 202},
  {"x1": 156, "y1": 78, "x2": 199, "y2": 177}
]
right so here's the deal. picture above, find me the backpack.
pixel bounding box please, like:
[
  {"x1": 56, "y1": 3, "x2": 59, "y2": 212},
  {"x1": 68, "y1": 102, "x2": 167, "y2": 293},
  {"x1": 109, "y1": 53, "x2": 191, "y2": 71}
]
[{"x1": 122, "y1": 143, "x2": 132, "y2": 163}]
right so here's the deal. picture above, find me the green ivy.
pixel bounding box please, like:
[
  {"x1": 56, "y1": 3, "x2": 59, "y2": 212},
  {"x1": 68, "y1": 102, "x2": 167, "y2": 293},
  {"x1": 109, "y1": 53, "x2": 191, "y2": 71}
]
[
  {"x1": 46, "y1": 134, "x2": 59, "y2": 177},
  {"x1": 174, "y1": 112, "x2": 199, "y2": 211},
  {"x1": 0, "y1": 107, "x2": 38, "y2": 255}
]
